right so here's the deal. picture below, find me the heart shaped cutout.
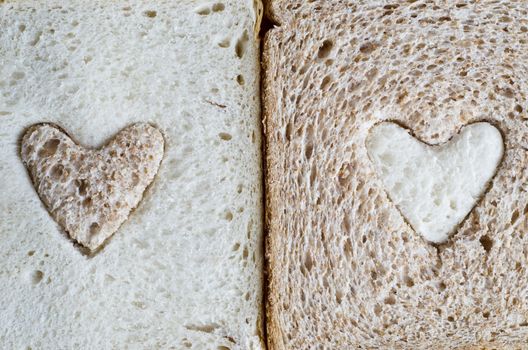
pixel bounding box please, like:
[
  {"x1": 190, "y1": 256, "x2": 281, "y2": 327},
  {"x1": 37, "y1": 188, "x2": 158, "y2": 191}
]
[
  {"x1": 21, "y1": 123, "x2": 164, "y2": 253},
  {"x1": 366, "y1": 122, "x2": 503, "y2": 243}
]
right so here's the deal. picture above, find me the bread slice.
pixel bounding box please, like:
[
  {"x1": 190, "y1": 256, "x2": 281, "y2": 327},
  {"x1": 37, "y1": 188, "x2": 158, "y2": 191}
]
[
  {"x1": 264, "y1": 1, "x2": 528, "y2": 349},
  {"x1": 0, "y1": 1, "x2": 263, "y2": 348}
]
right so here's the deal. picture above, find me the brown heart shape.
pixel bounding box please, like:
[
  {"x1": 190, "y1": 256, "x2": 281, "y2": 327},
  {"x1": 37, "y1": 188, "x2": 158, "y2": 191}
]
[{"x1": 20, "y1": 123, "x2": 164, "y2": 253}]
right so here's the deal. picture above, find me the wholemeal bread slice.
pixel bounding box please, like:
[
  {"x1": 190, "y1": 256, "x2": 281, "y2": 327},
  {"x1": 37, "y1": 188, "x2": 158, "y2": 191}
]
[
  {"x1": 0, "y1": 0, "x2": 263, "y2": 349},
  {"x1": 264, "y1": 1, "x2": 528, "y2": 349},
  {"x1": 20, "y1": 123, "x2": 165, "y2": 253}
]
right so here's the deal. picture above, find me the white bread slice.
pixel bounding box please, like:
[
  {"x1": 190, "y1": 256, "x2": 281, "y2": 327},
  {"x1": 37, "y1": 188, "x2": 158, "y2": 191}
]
[
  {"x1": 0, "y1": 1, "x2": 263, "y2": 349},
  {"x1": 264, "y1": 1, "x2": 528, "y2": 349}
]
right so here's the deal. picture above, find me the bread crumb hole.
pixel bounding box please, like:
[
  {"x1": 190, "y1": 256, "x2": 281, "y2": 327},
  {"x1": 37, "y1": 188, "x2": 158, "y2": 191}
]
[
  {"x1": 38, "y1": 138, "x2": 60, "y2": 157},
  {"x1": 404, "y1": 276, "x2": 414, "y2": 287},
  {"x1": 384, "y1": 295, "x2": 396, "y2": 305},
  {"x1": 374, "y1": 304, "x2": 382, "y2": 316},
  {"x1": 219, "y1": 132, "x2": 232, "y2": 141},
  {"x1": 89, "y1": 222, "x2": 100, "y2": 237},
  {"x1": 304, "y1": 252, "x2": 313, "y2": 271},
  {"x1": 343, "y1": 238, "x2": 352, "y2": 256},
  {"x1": 131, "y1": 173, "x2": 140, "y2": 186},
  {"x1": 304, "y1": 143, "x2": 313, "y2": 159},
  {"x1": 76, "y1": 179, "x2": 89, "y2": 196},
  {"x1": 30, "y1": 31, "x2": 42, "y2": 46},
  {"x1": 479, "y1": 235, "x2": 493, "y2": 253},
  {"x1": 336, "y1": 290, "x2": 344, "y2": 304},
  {"x1": 281, "y1": 123, "x2": 292, "y2": 143},
  {"x1": 242, "y1": 246, "x2": 249, "y2": 259},
  {"x1": 321, "y1": 75, "x2": 332, "y2": 90},
  {"x1": 359, "y1": 41, "x2": 377, "y2": 54},
  {"x1": 225, "y1": 211, "x2": 233, "y2": 221},
  {"x1": 232, "y1": 242, "x2": 240, "y2": 251},
  {"x1": 50, "y1": 164, "x2": 64, "y2": 180},
  {"x1": 483, "y1": 311, "x2": 490, "y2": 318},
  {"x1": 217, "y1": 347, "x2": 230, "y2": 350},
  {"x1": 31, "y1": 270, "x2": 44, "y2": 284},
  {"x1": 438, "y1": 281, "x2": 447, "y2": 291},
  {"x1": 27, "y1": 250, "x2": 35, "y2": 256},
  {"x1": 82, "y1": 197, "x2": 92, "y2": 208},
  {"x1": 235, "y1": 30, "x2": 249, "y2": 58},
  {"x1": 132, "y1": 300, "x2": 147, "y2": 309},
  {"x1": 511, "y1": 210, "x2": 519, "y2": 225},
  {"x1": 144, "y1": 10, "x2": 157, "y2": 18},
  {"x1": 218, "y1": 38, "x2": 230, "y2": 48},
  {"x1": 195, "y1": 7, "x2": 210, "y2": 15},
  {"x1": 236, "y1": 75, "x2": 245, "y2": 85},
  {"x1": 317, "y1": 40, "x2": 334, "y2": 59},
  {"x1": 212, "y1": 3, "x2": 225, "y2": 12}
]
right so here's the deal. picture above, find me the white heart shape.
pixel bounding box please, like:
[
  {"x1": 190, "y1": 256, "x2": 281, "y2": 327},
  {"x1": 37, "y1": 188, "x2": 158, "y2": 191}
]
[{"x1": 366, "y1": 122, "x2": 503, "y2": 243}]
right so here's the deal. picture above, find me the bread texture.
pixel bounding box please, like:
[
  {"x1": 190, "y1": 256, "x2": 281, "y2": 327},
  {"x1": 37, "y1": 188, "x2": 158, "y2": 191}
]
[
  {"x1": 21, "y1": 123, "x2": 164, "y2": 252},
  {"x1": 366, "y1": 122, "x2": 503, "y2": 244},
  {"x1": 0, "y1": 0, "x2": 263, "y2": 349},
  {"x1": 264, "y1": 1, "x2": 528, "y2": 349}
]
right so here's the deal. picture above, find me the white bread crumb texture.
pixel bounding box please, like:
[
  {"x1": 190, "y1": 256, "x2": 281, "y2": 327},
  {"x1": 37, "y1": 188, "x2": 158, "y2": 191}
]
[
  {"x1": 0, "y1": 1, "x2": 263, "y2": 349},
  {"x1": 366, "y1": 122, "x2": 503, "y2": 244},
  {"x1": 265, "y1": 2, "x2": 528, "y2": 349},
  {"x1": 21, "y1": 123, "x2": 164, "y2": 252}
]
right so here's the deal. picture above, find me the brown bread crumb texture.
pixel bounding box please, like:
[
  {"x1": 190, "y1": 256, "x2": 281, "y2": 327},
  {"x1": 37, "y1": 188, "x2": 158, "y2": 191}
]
[
  {"x1": 264, "y1": 1, "x2": 528, "y2": 349},
  {"x1": 21, "y1": 123, "x2": 164, "y2": 252}
]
